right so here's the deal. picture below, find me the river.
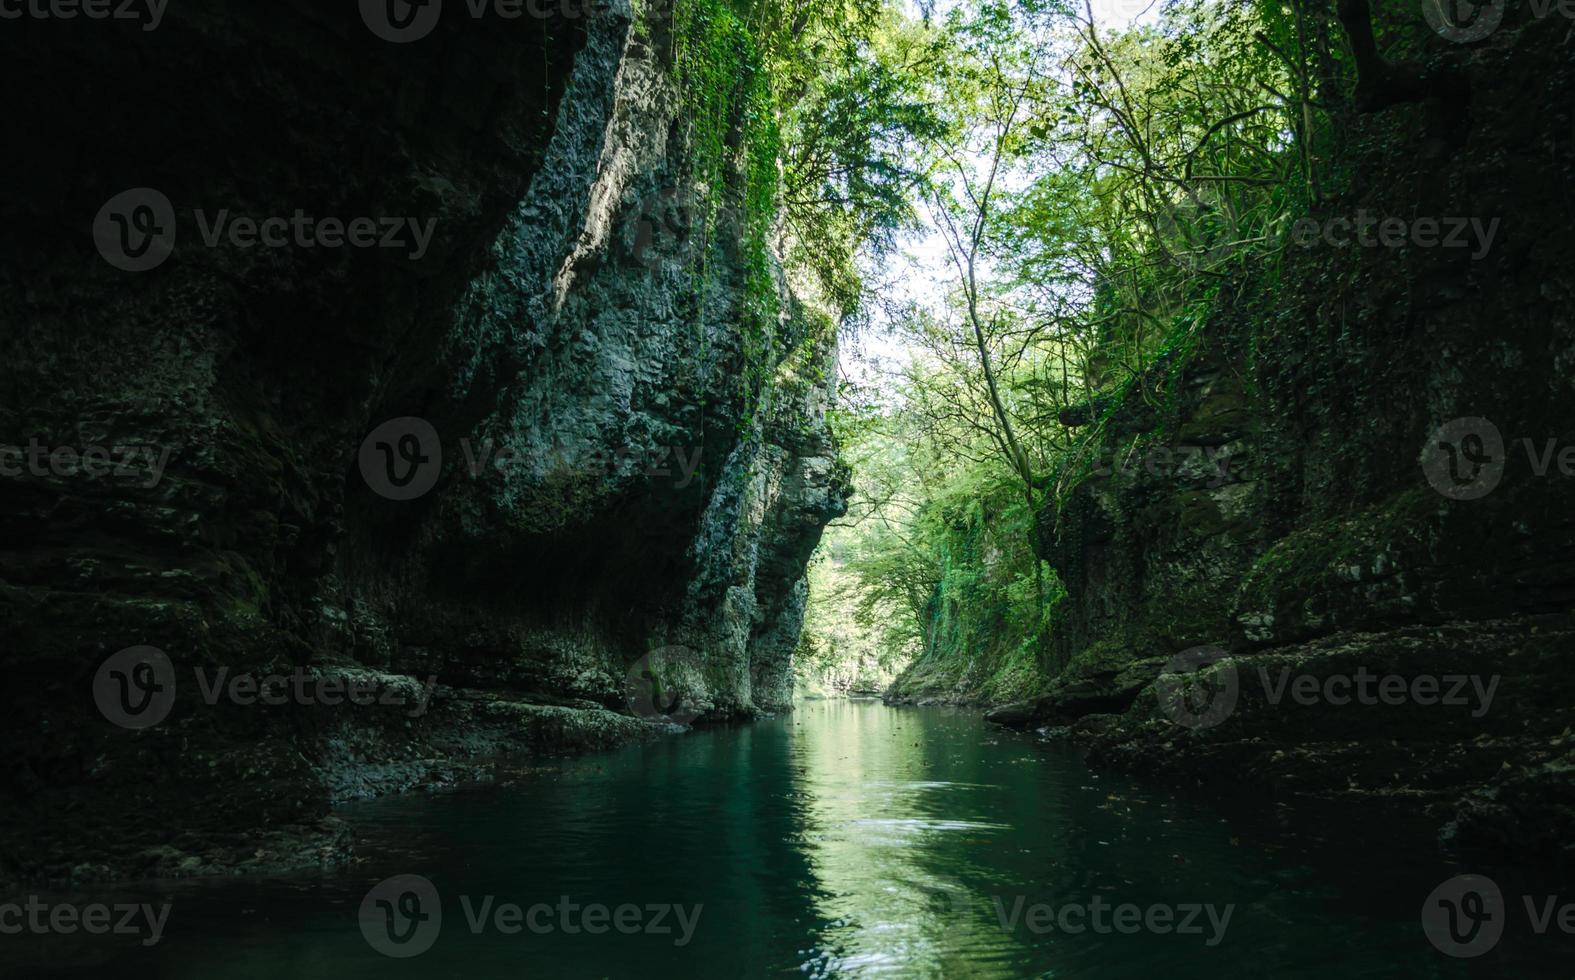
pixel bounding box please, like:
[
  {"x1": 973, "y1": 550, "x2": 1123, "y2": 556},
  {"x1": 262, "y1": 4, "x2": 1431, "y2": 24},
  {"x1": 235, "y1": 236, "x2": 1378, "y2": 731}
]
[{"x1": 8, "y1": 700, "x2": 1570, "y2": 977}]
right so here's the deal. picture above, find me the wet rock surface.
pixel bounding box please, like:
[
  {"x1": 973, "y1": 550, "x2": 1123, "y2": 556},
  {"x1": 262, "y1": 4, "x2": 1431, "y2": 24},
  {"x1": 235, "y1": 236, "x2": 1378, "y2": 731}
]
[{"x1": 0, "y1": 0, "x2": 844, "y2": 885}]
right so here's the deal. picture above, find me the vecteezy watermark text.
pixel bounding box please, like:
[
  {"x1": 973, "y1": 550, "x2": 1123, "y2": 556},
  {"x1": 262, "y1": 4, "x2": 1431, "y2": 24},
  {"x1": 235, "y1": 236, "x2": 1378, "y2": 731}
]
[
  {"x1": 357, "y1": 416, "x2": 706, "y2": 502},
  {"x1": 1155, "y1": 646, "x2": 1500, "y2": 730},
  {"x1": 94, "y1": 188, "x2": 437, "y2": 272},
  {"x1": 359, "y1": 875, "x2": 701, "y2": 958},
  {"x1": 0, "y1": 897, "x2": 171, "y2": 947},
  {"x1": 191, "y1": 210, "x2": 435, "y2": 258},
  {"x1": 1087, "y1": 444, "x2": 1237, "y2": 488},
  {"x1": 93, "y1": 646, "x2": 437, "y2": 730},
  {"x1": 0, "y1": 440, "x2": 170, "y2": 488},
  {"x1": 0, "y1": 0, "x2": 166, "y2": 29},
  {"x1": 1259, "y1": 666, "x2": 1498, "y2": 719},
  {"x1": 993, "y1": 895, "x2": 1233, "y2": 947},
  {"x1": 359, "y1": 0, "x2": 609, "y2": 43},
  {"x1": 459, "y1": 439, "x2": 704, "y2": 489},
  {"x1": 456, "y1": 895, "x2": 701, "y2": 945},
  {"x1": 1289, "y1": 212, "x2": 1499, "y2": 260}
]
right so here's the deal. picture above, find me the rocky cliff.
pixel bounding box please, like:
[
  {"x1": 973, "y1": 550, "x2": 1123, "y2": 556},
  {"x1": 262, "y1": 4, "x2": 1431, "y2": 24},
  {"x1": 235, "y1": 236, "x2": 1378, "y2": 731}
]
[
  {"x1": 0, "y1": 0, "x2": 845, "y2": 885},
  {"x1": 995, "y1": 16, "x2": 1575, "y2": 864}
]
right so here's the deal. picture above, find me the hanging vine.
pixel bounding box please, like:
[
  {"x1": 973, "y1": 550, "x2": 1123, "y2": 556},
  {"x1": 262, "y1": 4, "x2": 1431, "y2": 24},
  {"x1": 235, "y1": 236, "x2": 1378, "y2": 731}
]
[{"x1": 656, "y1": 0, "x2": 784, "y2": 438}]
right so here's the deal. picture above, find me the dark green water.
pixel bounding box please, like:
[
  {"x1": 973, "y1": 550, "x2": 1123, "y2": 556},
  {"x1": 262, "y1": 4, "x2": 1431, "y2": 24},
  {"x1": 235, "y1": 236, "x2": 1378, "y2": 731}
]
[{"x1": 7, "y1": 700, "x2": 1571, "y2": 977}]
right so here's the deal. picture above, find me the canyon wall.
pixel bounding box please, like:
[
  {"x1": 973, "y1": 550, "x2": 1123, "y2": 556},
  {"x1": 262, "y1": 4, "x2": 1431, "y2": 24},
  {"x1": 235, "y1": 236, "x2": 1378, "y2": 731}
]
[
  {"x1": 0, "y1": 0, "x2": 844, "y2": 885},
  {"x1": 1002, "y1": 16, "x2": 1575, "y2": 863}
]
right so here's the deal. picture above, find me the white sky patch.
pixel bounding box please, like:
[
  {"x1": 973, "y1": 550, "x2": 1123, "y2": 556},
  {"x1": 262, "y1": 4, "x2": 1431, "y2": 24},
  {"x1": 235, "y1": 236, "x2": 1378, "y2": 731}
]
[
  {"x1": 1086, "y1": 0, "x2": 1165, "y2": 30},
  {"x1": 840, "y1": 0, "x2": 1163, "y2": 401}
]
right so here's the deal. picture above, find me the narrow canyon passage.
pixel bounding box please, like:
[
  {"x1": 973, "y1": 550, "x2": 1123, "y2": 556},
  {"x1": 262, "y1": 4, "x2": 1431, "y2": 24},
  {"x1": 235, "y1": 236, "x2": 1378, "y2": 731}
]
[
  {"x1": 4, "y1": 0, "x2": 1573, "y2": 976},
  {"x1": 7, "y1": 701, "x2": 1571, "y2": 977}
]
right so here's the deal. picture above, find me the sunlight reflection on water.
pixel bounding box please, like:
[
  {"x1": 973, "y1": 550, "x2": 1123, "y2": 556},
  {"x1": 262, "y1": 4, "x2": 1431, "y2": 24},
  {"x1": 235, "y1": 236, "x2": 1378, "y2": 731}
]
[{"x1": 9, "y1": 700, "x2": 1572, "y2": 978}]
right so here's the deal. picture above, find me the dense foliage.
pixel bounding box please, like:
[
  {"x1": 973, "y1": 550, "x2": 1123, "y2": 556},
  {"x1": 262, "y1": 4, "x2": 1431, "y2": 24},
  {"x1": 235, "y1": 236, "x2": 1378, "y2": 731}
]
[
  {"x1": 780, "y1": 0, "x2": 1445, "y2": 697},
  {"x1": 658, "y1": 0, "x2": 1444, "y2": 698}
]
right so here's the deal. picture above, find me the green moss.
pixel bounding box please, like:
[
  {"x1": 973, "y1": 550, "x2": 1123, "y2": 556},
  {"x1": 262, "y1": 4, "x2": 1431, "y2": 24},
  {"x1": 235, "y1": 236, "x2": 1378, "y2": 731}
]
[
  {"x1": 1235, "y1": 488, "x2": 1441, "y2": 627},
  {"x1": 885, "y1": 482, "x2": 1062, "y2": 703},
  {"x1": 1063, "y1": 577, "x2": 1229, "y2": 679},
  {"x1": 1064, "y1": 636, "x2": 1132, "y2": 676},
  {"x1": 975, "y1": 638, "x2": 1048, "y2": 703},
  {"x1": 655, "y1": 0, "x2": 784, "y2": 436}
]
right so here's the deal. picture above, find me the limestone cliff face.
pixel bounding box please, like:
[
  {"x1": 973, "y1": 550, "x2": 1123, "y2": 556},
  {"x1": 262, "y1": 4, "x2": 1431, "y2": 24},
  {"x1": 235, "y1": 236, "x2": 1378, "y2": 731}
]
[
  {"x1": 0, "y1": 0, "x2": 844, "y2": 884},
  {"x1": 1011, "y1": 18, "x2": 1575, "y2": 863}
]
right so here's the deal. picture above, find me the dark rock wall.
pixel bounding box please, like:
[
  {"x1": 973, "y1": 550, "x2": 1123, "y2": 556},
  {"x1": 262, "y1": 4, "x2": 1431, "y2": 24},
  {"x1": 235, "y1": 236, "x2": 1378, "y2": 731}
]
[
  {"x1": 1028, "y1": 18, "x2": 1575, "y2": 862},
  {"x1": 0, "y1": 0, "x2": 844, "y2": 884}
]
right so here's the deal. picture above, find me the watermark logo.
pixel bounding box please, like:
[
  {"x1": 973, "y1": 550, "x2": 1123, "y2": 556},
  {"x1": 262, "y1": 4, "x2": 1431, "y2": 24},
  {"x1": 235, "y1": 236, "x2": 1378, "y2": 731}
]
[
  {"x1": 1420, "y1": 417, "x2": 1505, "y2": 500},
  {"x1": 1154, "y1": 645, "x2": 1238, "y2": 730},
  {"x1": 1423, "y1": 0, "x2": 1506, "y2": 43},
  {"x1": 361, "y1": 874, "x2": 443, "y2": 958},
  {"x1": 93, "y1": 645, "x2": 177, "y2": 730},
  {"x1": 632, "y1": 184, "x2": 705, "y2": 270},
  {"x1": 94, "y1": 188, "x2": 177, "y2": 272},
  {"x1": 911, "y1": 875, "x2": 971, "y2": 937},
  {"x1": 629, "y1": 181, "x2": 745, "y2": 270},
  {"x1": 623, "y1": 645, "x2": 704, "y2": 726},
  {"x1": 0, "y1": 0, "x2": 168, "y2": 30},
  {"x1": 1152, "y1": 203, "x2": 1242, "y2": 273},
  {"x1": 1422, "y1": 417, "x2": 1575, "y2": 499},
  {"x1": 1423, "y1": 874, "x2": 1504, "y2": 957},
  {"x1": 360, "y1": 0, "x2": 606, "y2": 42},
  {"x1": 1422, "y1": 874, "x2": 1575, "y2": 957},
  {"x1": 0, "y1": 898, "x2": 171, "y2": 947},
  {"x1": 361, "y1": 0, "x2": 443, "y2": 42},
  {"x1": 359, "y1": 417, "x2": 443, "y2": 501}
]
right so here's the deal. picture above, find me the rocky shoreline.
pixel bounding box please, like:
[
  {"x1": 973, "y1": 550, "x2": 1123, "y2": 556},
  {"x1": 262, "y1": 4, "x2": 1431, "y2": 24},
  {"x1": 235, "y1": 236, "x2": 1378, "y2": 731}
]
[{"x1": 986, "y1": 616, "x2": 1573, "y2": 868}]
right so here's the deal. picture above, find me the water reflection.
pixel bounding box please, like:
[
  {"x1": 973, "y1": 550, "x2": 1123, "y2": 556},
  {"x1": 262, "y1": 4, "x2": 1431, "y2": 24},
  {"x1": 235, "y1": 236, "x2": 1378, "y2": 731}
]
[
  {"x1": 5, "y1": 700, "x2": 1572, "y2": 978},
  {"x1": 786, "y1": 699, "x2": 1030, "y2": 977}
]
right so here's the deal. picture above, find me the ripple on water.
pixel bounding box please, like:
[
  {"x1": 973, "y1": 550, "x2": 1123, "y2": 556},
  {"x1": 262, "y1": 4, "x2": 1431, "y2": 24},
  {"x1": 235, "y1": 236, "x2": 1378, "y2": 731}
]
[{"x1": 8, "y1": 700, "x2": 1574, "y2": 979}]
